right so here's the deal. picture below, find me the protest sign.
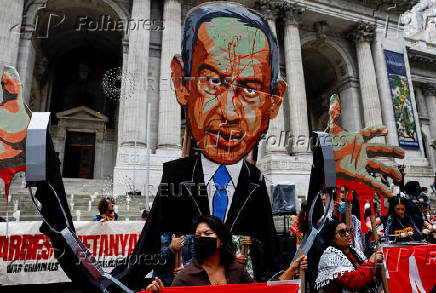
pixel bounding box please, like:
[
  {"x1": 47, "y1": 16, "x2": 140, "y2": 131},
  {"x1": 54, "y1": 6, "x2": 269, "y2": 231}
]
[{"x1": 0, "y1": 221, "x2": 144, "y2": 285}]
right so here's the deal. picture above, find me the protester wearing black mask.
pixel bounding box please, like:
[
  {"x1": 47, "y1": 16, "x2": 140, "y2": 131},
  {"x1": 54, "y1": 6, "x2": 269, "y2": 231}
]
[
  {"x1": 146, "y1": 215, "x2": 307, "y2": 291},
  {"x1": 147, "y1": 215, "x2": 253, "y2": 290}
]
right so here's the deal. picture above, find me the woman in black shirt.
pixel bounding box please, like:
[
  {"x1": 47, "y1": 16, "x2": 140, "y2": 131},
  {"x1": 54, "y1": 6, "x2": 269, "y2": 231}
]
[{"x1": 386, "y1": 196, "x2": 425, "y2": 243}]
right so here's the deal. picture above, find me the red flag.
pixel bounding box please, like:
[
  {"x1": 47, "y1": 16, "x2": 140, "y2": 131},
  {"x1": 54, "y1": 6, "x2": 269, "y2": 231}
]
[
  {"x1": 383, "y1": 244, "x2": 436, "y2": 292},
  {"x1": 139, "y1": 282, "x2": 300, "y2": 293}
]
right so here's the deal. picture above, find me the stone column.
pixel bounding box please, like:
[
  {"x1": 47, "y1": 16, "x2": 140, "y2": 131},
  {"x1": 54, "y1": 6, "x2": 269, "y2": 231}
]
[
  {"x1": 260, "y1": 1, "x2": 287, "y2": 155},
  {"x1": 116, "y1": 40, "x2": 130, "y2": 148},
  {"x1": 415, "y1": 86, "x2": 428, "y2": 117},
  {"x1": 260, "y1": 0, "x2": 279, "y2": 38},
  {"x1": 114, "y1": 0, "x2": 151, "y2": 195},
  {"x1": 372, "y1": 30, "x2": 399, "y2": 146},
  {"x1": 337, "y1": 79, "x2": 363, "y2": 132},
  {"x1": 120, "y1": 0, "x2": 150, "y2": 146},
  {"x1": 349, "y1": 23, "x2": 384, "y2": 143},
  {"x1": 0, "y1": 0, "x2": 24, "y2": 67},
  {"x1": 16, "y1": 32, "x2": 36, "y2": 104},
  {"x1": 423, "y1": 84, "x2": 436, "y2": 140},
  {"x1": 282, "y1": 4, "x2": 310, "y2": 156},
  {"x1": 157, "y1": 0, "x2": 181, "y2": 152}
]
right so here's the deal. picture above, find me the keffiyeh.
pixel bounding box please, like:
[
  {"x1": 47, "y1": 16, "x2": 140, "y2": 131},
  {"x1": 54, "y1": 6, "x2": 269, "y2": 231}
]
[{"x1": 315, "y1": 246, "x2": 367, "y2": 291}]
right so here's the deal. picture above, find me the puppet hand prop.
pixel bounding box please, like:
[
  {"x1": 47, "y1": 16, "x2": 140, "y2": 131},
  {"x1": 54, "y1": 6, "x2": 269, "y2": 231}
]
[
  {"x1": 326, "y1": 94, "x2": 404, "y2": 198},
  {"x1": 0, "y1": 66, "x2": 31, "y2": 198}
]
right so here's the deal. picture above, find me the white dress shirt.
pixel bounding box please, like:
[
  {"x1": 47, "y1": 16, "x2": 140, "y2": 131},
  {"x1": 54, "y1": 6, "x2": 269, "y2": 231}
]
[{"x1": 200, "y1": 154, "x2": 243, "y2": 223}]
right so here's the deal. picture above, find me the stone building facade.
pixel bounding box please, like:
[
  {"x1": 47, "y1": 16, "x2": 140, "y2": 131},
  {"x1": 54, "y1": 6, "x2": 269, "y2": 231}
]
[{"x1": 1, "y1": 0, "x2": 435, "y2": 205}]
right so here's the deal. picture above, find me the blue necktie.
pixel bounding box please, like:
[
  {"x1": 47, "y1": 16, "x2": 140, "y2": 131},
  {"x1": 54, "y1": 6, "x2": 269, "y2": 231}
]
[{"x1": 212, "y1": 165, "x2": 231, "y2": 222}]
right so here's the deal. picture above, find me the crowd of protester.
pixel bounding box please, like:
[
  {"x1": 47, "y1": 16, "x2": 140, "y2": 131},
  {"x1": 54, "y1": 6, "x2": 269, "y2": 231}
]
[
  {"x1": 87, "y1": 176, "x2": 434, "y2": 292},
  {"x1": 146, "y1": 178, "x2": 434, "y2": 292}
]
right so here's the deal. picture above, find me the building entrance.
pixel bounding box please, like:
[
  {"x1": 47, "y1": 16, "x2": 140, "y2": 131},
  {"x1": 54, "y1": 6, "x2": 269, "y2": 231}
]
[{"x1": 63, "y1": 131, "x2": 95, "y2": 179}]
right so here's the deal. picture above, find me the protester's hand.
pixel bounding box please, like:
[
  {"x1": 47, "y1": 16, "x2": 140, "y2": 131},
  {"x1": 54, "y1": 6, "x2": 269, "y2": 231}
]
[
  {"x1": 235, "y1": 253, "x2": 248, "y2": 265},
  {"x1": 170, "y1": 235, "x2": 184, "y2": 252},
  {"x1": 423, "y1": 228, "x2": 431, "y2": 235},
  {"x1": 173, "y1": 265, "x2": 184, "y2": 277},
  {"x1": 289, "y1": 255, "x2": 306, "y2": 275},
  {"x1": 279, "y1": 255, "x2": 307, "y2": 281},
  {"x1": 100, "y1": 218, "x2": 107, "y2": 222},
  {"x1": 369, "y1": 251, "x2": 383, "y2": 264},
  {"x1": 376, "y1": 217, "x2": 382, "y2": 226},
  {"x1": 325, "y1": 94, "x2": 404, "y2": 198},
  {"x1": 298, "y1": 255, "x2": 308, "y2": 271},
  {"x1": 146, "y1": 277, "x2": 164, "y2": 292},
  {"x1": 241, "y1": 236, "x2": 252, "y2": 246}
]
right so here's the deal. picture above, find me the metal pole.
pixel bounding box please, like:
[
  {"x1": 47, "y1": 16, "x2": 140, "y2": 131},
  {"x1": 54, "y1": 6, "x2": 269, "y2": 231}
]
[
  {"x1": 145, "y1": 103, "x2": 151, "y2": 209},
  {"x1": 133, "y1": 105, "x2": 138, "y2": 194},
  {"x1": 298, "y1": 249, "x2": 306, "y2": 293}
]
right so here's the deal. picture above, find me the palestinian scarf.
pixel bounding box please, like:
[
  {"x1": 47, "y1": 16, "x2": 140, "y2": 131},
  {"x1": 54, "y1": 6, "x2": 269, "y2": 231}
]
[{"x1": 315, "y1": 246, "x2": 368, "y2": 293}]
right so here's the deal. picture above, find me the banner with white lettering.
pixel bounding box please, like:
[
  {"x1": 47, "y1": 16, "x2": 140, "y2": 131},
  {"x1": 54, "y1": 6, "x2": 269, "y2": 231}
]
[
  {"x1": 383, "y1": 244, "x2": 436, "y2": 292},
  {"x1": 0, "y1": 221, "x2": 144, "y2": 285}
]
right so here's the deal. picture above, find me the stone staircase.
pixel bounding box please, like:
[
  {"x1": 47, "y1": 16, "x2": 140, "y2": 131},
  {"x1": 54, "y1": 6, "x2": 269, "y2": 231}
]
[{"x1": 0, "y1": 174, "x2": 153, "y2": 222}]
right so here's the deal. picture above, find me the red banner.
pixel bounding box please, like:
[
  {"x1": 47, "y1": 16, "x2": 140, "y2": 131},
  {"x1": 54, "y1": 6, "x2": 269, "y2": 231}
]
[
  {"x1": 139, "y1": 282, "x2": 300, "y2": 293},
  {"x1": 383, "y1": 244, "x2": 436, "y2": 292}
]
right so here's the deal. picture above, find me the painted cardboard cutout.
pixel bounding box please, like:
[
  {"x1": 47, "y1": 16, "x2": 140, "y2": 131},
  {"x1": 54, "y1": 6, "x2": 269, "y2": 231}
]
[
  {"x1": 0, "y1": 66, "x2": 31, "y2": 198},
  {"x1": 326, "y1": 94, "x2": 405, "y2": 232},
  {"x1": 171, "y1": 2, "x2": 286, "y2": 164}
]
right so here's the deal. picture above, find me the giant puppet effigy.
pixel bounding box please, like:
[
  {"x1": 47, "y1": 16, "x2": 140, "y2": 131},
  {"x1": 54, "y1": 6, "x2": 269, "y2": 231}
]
[{"x1": 1, "y1": 2, "x2": 406, "y2": 292}]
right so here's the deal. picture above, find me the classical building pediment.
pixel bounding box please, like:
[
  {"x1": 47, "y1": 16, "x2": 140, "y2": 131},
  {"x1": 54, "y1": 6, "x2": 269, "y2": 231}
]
[{"x1": 55, "y1": 106, "x2": 108, "y2": 123}]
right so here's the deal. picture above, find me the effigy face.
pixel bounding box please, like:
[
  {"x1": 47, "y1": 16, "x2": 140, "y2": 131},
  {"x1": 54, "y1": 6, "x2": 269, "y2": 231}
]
[
  {"x1": 172, "y1": 4, "x2": 286, "y2": 164},
  {"x1": 0, "y1": 66, "x2": 31, "y2": 197}
]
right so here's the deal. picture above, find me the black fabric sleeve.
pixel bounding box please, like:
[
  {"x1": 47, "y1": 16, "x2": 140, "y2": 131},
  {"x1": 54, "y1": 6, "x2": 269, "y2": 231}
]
[
  {"x1": 252, "y1": 179, "x2": 282, "y2": 282},
  {"x1": 35, "y1": 132, "x2": 101, "y2": 292}
]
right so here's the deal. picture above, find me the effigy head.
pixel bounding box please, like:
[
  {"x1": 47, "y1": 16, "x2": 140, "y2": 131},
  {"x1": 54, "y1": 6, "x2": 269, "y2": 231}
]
[{"x1": 171, "y1": 2, "x2": 287, "y2": 164}]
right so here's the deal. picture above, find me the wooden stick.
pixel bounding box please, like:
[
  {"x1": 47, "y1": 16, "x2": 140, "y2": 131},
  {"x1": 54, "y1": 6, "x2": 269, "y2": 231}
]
[
  {"x1": 241, "y1": 243, "x2": 248, "y2": 258},
  {"x1": 369, "y1": 213, "x2": 390, "y2": 293},
  {"x1": 298, "y1": 249, "x2": 306, "y2": 293},
  {"x1": 240, "y1": 236, "x2": 249, "y2": 268},
  {"x1": 174, "y1": 250, "x2": 182, "y2": 269},
  {"x1": 182, "y1": 126, "x2": 191, "y2": 158},
  {"x1": 345, "y1": 189, "x2": 352, "y2": 229}
]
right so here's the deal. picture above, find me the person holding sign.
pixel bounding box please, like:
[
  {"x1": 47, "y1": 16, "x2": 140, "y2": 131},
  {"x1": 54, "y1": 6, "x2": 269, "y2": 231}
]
[
  {"x1": 385, "y1": 196, "x2": 426, "y2": 243},
  {"x1": 315, "y1": 220, "x2": 382, "y2": 293}
]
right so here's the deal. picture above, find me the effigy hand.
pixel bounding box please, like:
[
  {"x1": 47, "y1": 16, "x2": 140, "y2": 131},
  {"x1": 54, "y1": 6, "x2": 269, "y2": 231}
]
[
  {"x1": 0, "y1": 66, "x2": 31, "y2": 198},
  {"x1": 325, "y1": 94, "x2": 404, "y2": 198}
]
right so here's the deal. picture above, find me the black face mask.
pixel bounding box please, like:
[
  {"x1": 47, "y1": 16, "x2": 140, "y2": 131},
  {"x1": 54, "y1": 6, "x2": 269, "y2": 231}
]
[{"x1": 194, "y1": 237, "x2": 217, "y2": 263}]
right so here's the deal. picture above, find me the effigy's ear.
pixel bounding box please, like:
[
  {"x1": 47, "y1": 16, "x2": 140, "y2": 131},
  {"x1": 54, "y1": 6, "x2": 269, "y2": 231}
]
[
  {"x1": 171, "y1": 54, "x2": 189, "y2": 106},
  {"x1": 269, "y1": 80, "x2": 286, "y2": 119}
]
